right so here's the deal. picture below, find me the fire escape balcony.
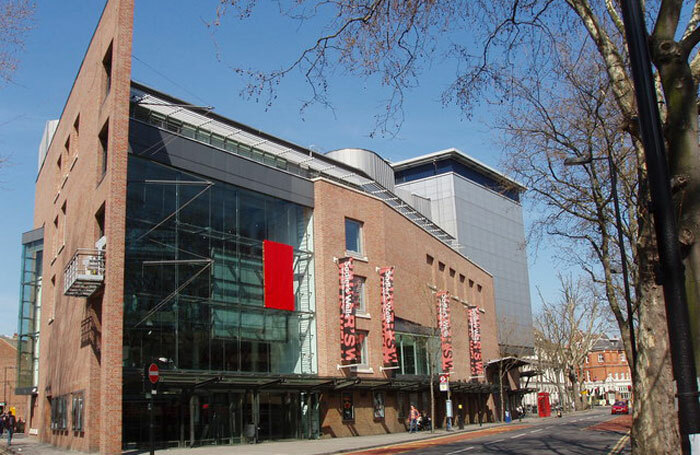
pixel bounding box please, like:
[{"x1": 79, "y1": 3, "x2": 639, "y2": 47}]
[{"x1": 64, "y1": 248, "x2": 105, "y2": 297}]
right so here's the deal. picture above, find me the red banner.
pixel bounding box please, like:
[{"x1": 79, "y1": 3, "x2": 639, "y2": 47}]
[
  {"x1": 338, "y1": 257, "x2": 358, "y2": 363},
  {"x1": 468, "y1": 307, "x2": 484, "y2": 376},
  {"x1": 379, "y1": 267, "x2": 398, "y2": 366},
  {"x1": 263, "y1": 240, "x2": 295, "y2": 311},
  {"x1": 436, "y1": 291, "x2": 453, "y2": 373}
]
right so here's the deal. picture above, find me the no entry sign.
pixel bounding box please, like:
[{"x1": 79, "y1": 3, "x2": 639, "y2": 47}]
[
  {"x1": 148, "y1": 363, "x2": 159, "y2": 384},
  {"x1": 439, "y1": 374, "x2": 450, "y2": 392}
]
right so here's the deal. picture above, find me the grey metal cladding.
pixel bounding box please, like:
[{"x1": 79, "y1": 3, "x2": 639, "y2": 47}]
[
  {"x1": 128, "y1": 120, "x2": 314, "y2": 207},
  {"x1": 22, "y1": 226, "x2": 44, "y2": 245}
]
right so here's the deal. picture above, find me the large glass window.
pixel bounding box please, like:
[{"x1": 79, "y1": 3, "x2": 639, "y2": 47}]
[
  {"x1": 123, "y1": 156, "x2": 316, "y2": 375},
  {"x1": 397, "y1": 333, "x2": 439, "y2": 376},
  {"x1": 345, "y1": 218, "x2": 363, "y2": 255}
]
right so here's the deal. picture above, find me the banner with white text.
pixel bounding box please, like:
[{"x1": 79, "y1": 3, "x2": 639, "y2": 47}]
[
  {"x1": 379, "y1": 267, "x2": 398, "y2": 367},
  {"x1": 338, "y1": 257, "x2": 358, "y2": 363},
  {"x1": 436, "y1": 291, "x2": 453, "y2": 373}
]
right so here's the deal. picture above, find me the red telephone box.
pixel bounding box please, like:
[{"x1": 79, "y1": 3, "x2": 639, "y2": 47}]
[{"x1": 537, "y1": 392, "x2": 551, "y2": 417}]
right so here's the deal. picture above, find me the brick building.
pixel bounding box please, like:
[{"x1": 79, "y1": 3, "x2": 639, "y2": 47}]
[
  {"x1": 16, "y1": 0, "x2": 531, "y2": 452},
  {"x1": 581, "y1": 337, "x2": 632, "y2": 405},
  {"x1": 0, "y1": 336, "x2": 27, "y2": 421}
]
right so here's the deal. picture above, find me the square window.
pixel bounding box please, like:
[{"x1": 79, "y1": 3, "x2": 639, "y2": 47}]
[
  {"x1": 345, "y1": 218, "x2": 363, "y2": 255},
  {"x1": 459, "y1": 274, "x2": 465, "y2": 283},
  {"x1": 597, "y1": 354, "x2": 604, "y2": 363},
  {"x1": 426, "y1": 255, "x2": 434, "y2": 265},
  {"x1": 438, "y1": 262, "x2": 445, "y2": 272},
  {"x1": 354, "y1": 276, "x2": 367, "y2": 315},
  {"x1": 449, "y1": 268, "x2": 456, "y2": 277},
  {"x1": 620, "y1": 352, "x2": 626, "y2": 363}
]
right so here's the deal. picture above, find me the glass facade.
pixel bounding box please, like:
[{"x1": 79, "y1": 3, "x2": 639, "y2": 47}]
[
  {"x1": 123, "y1": 155, "x2": 316, "y2": 375},
  {"x1": 396, "y1": 333, "x2": 441, "y2": 376},
  {"x1": 16, "y1": 236, "x2": 43, "y2": 394}
]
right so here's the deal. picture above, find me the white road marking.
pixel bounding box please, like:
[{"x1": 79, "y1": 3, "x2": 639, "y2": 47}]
[
  {"x1": 510, "y1": 433, "x2": 526, "y2": 439},
  {"x1": 446, "y1": 447, "x2": 475, "y2": 454},
  {"x1": 486, "y1": 438, "x2": 505, "y2": 444},
  {"x1": 529, "y1": 428, "x2": 544, "y2": 434}
]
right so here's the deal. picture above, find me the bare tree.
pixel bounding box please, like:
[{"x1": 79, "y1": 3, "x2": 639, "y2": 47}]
[
  {"x1": 535, "y1": 276, "x2": 608, "y2": 411},
  {"x1": 0, "y1": 0, "x2": 35, "y2": 83},
  {"x1": 214, "y1": 1, "x2": 700, "y2": 452}
]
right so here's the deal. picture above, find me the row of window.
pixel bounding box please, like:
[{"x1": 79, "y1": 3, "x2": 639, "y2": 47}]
[
  {"x1": 587, "y1": 352, "x2": 626, "y2": 364},
  {"x1": 50, "y1": 392, "x2": 84, "y2": 432},
  {"x1": 585, "y1": 371, "x2": 631, "y2": 382}
]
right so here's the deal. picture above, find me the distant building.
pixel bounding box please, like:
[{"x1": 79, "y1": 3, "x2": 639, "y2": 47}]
[
  {"x1": 581, "y1": 337, "x2": 632, "y2": 404},
  {"x1": 0, "y1": 335, "x2": 28, "y2": 422},
  {"x1": 393, "y1": 149, "x2": 534, "y2": 355}
]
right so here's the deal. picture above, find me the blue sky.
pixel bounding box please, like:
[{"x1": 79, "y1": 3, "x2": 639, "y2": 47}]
[{"x1": 0, "y1": 1, "x2": 562, "y2": 336}]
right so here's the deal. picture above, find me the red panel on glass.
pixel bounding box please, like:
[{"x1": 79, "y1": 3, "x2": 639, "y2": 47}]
[{"x1": 263, "y1": 240, "x2": 295, "y2": 311}]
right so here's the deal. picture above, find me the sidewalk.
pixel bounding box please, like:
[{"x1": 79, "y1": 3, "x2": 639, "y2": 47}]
[{"x1": 0, "y1": 412, "x2": 572, "y2": 455}]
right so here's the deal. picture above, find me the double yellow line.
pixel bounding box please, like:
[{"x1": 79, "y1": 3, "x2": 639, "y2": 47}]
[{"x1": 607, "y1": 431, "x2": 631, "y2": 454}]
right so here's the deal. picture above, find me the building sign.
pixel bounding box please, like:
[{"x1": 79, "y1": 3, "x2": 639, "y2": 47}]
[
  {"x1": 436, "y1": 291, "x2": 453, "y2": 373},
  {"x1": 263, "y1": 240, "x2": 295, "y2": 311},
  {"x1": 378, "y1": 266, "x2": 398, "y2": 367},
  {"x1": 338, "y1": 257, "x2": 358, "y2": 363},
  {"x1": 468, "y1": 307, "x2": 484, "y2": 376}
]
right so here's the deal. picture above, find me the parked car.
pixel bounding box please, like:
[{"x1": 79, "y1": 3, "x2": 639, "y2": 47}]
[{"x1": 611, "y1": 400, "x2": 629, "y2": 415}]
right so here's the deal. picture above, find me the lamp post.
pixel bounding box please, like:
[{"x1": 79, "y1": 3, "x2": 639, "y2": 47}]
[{"x1": 564, "y1": 152, "x2": 637, "y2": 369}]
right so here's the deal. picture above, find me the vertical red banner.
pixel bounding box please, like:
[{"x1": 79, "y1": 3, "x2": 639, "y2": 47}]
[
  {"x1": 379, "y1": 267, "x2": 398, "y2": 367},
  {"x1": 468, "y1": 307, "x2": 484, "y2": 376},
  {"x1": 263, "y1": 240, "x2": 295, "y2": 311},
  {"x1": 436, "y1": 291, "x2": 453, "y2": 373},
  {"x1": 338, "y1": 257, "x2": 358, "y2": 363}
]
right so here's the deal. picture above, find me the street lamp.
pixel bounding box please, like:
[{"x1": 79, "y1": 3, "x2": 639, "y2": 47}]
[{"x1": 564, "y1": 152, "x2": 637, "y2": 370}]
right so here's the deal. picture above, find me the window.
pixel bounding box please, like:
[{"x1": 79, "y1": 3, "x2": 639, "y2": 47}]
[
  {"x1": 98, "y1": 121, "x2": 109, "y2": 179},
  {"x1": 354, "y1": 276, "x2": 367, "y2": 315},
  {"x1": 356, "y1": 331, "x2": 368, "y2": 367},
  {"x1": 597, "y1": 354, "x2": 604, "y2": 363},
  {"x1": 397, "y1": 333, "x2": 432, "y2": 375},
  {"x1": 95, "y1": 204, "x2": 105, "y2": 241},
  {"x1": 345, "y1": 218, "x2": 363, "y2": 254},
  {"x1": 438, "y1": 262, "x2": 445, "y2": 272},
  {"x1": 585, "y1": 356, "x2": 589, "y2": 364},
  {"x1": 620, "y1": 352, "x2": 626, "y2": 363},
  {"x1": 71, "y1": 392, "x2": 84, "y2": 432},
  {"x1": 102, "y1": 42, "x2": 113, "y2": 98},
  {"x1": 459, "y1": 274, "x2": 465, "y2": 283},
  {"x1": 426, "y1": 255, "x2": 434, "y2": 265},
  {"x1": 449, "y1": 268, "x2": 456, "y2": 277},
  {"x1": 50, "y1": 395, "x2": 68, "y2": 430},
  {"x1": 341, "y1": 392, "x2": 354, "y2": 421}
]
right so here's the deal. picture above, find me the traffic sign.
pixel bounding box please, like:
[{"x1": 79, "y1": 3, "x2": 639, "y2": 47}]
[
  {"x1": 148, "y1": 363, "x2": 160, "y2": 384},
  {"x1": 439, "y1": 374, "x2": 449, "y2": 392}
]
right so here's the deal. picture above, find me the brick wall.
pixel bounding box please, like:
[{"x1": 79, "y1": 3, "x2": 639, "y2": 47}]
[
  {"x1": 31, "y1": 0, "x2": 133, "y2": 453},
  {"x1": 0, "y1": 338, "x2": 27, "y2": 421},
  {"x1": 312, "y1": 179, "x2": 500, "y2": 435}
]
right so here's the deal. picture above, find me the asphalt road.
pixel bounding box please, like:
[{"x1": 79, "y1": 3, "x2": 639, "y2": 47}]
[{"x1": 396, "y1": 408, "x2": 630, "y2": 455}]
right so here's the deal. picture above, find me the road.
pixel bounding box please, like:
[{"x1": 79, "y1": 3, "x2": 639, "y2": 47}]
[{"x1": 347, "y1": 408, "x2": 630, "y2": 455}]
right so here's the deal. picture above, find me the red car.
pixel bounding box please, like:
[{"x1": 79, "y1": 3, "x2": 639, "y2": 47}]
[{"x1": 611, "y1": 400, "x2": 629, "y2": 415}]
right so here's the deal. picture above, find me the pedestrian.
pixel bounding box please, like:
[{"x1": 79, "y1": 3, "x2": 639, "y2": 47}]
[
  {"x1": 408, "y1": 405, "x2": 420, "y2": 433},
  {"x1": 0, "y1": 411, "x2": 6, "y2": 438},
  {"x1": 5, "y1": 411, "x2": 14, "y2": 446}
]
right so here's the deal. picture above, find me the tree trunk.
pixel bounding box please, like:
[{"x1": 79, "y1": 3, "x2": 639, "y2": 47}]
[
  {"x1": 652, "y1": 36, "x2": 700, "y2": 384},
  {"x1": 631, "y1": 242, "x2": 681, "y2": 454},
  {"x1": 430, "y1": 372, "x2": 435, "y2": 433}
]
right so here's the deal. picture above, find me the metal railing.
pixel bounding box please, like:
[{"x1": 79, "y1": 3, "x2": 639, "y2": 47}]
[{"x1": 63, "y1": 248, "x2": 105, "y2": 297}]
